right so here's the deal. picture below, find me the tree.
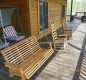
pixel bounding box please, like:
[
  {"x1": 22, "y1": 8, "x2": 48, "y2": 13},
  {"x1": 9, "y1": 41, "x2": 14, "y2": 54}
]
[{"x1": 67, "y1": 0, "x2": 86, "y2": 15}]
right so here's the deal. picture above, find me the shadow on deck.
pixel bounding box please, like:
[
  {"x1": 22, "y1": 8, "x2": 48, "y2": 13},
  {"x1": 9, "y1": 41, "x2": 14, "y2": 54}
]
[{"x1": 71, "y1": 33, "x2": 86, "y2": 80}]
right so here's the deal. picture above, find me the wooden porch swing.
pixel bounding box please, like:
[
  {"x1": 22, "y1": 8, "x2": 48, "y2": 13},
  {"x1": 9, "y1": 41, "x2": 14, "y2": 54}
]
[{"x1": 1, "y1": 36, "x2": 54, "y2": 80}]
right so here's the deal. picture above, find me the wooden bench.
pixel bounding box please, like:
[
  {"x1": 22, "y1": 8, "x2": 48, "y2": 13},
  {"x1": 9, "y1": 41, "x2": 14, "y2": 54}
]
[{"x1": 0, "y1": 36, "x2": 54, "y2": 80}]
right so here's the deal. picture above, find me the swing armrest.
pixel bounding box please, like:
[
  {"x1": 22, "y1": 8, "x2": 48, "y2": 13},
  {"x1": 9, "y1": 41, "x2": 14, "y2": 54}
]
[
  {"x1": 17, "y1": 33, "x2": 26, "y2": 37},
  {"x1": 58, "y1": 34, "x2": 67, "y2": 37},
  {"x1": 17, "y1": 33, "x2": 24, "y2": 35},
  {"x1": 65, "y1": 28, "x2": 73, "y2": 31},
  {"x1": 5, "y1": 62, "x2": 20, "y2": 69},
  {"x1": 39, "y1": 42, "x2": 52, "y2": 49}
]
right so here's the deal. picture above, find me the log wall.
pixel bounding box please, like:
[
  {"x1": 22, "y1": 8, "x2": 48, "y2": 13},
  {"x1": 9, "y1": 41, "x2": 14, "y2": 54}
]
[{"x1": 0, "y1": 0, "x2": 67, "y2": 38}]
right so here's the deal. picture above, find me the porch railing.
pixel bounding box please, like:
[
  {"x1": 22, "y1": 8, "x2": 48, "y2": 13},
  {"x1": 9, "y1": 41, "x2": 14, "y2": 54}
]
[{"x1": 76, "y1": 12, "x2": 86, "y2": 17}]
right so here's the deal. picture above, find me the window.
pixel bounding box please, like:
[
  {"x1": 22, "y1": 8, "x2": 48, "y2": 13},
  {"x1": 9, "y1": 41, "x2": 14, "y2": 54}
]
[
  {"x1": 62, "y1": 5, "x2": 65, "y2": 18},
  {"x1": 39, "y1": 1, "x2": 48, "y2": 31}
]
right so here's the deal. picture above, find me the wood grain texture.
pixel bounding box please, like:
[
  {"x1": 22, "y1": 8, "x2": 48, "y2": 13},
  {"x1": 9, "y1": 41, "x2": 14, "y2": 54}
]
[{"x1": 29, "y1": 0, "x2": 66, "y2": 38}]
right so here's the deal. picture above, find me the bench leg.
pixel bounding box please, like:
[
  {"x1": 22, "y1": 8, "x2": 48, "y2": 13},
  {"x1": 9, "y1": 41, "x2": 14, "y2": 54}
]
[
  {"x1": 9, "y1": 68, "x2": 14, "y2": 77},
  {"x1": 63, "y1": 42, "x2": 66, "y2": 52},
  {"x1": 20, "y1": 74, "x2": 26, "y2": 80},
  {"x1": 20, "y1": 69, "x2": 26, "y2": 80}
]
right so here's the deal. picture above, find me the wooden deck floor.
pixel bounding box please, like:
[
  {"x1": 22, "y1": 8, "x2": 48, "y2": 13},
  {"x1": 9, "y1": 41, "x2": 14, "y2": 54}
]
[{"x1": 0, "y1": 19, "x2": 86, "y2": 80}]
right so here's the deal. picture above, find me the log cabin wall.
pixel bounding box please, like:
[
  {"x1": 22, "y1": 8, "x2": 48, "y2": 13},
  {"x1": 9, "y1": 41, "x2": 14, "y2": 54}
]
[
  {"x1": 0, "y1": 0, "x2": 67, "y2": 39},
  {"x1": 29, "y1": 0, "x2": 65, "y2": 38}
]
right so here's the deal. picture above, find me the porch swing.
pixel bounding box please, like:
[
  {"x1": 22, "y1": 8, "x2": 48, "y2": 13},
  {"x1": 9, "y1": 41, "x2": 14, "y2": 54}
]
[{"x1": 0, "y1": 6, "x2": 26, "y2": 49}]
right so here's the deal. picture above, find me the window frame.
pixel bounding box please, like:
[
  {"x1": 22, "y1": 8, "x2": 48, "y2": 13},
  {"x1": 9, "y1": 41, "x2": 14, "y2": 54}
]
[
  {"x1": 62, "y1": 5, "x2": 65, "y2": 19},
  {"x1": 38, "y1": 1, "x2": 49, "y2": 34}
]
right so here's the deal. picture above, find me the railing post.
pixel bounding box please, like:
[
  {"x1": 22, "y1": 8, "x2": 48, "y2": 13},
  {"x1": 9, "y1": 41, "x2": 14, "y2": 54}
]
[{"x1": 70, "y1": 0, "x2": 73, "y2": 22}]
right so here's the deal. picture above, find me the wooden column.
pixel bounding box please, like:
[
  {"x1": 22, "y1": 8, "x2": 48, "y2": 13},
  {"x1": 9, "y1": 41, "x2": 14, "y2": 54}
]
[{"x1": 70, "y1": 0, "x2": 73, "y2": 22}]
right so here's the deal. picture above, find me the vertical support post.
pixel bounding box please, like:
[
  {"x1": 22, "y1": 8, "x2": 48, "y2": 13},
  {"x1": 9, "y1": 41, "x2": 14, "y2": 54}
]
[{"x1": 70, "y1": 0, "x2": 73, "y2": 22}]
